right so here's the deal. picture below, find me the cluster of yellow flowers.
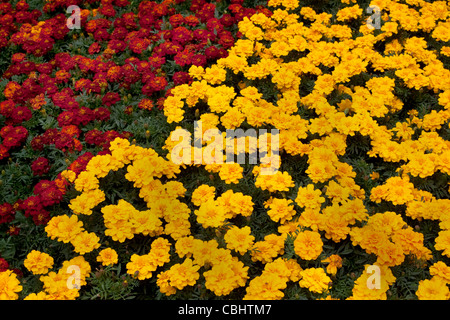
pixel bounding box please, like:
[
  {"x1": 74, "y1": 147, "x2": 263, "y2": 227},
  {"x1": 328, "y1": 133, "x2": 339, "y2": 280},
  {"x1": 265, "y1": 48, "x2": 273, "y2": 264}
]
[
  {"x1": 160, "y1": 0, "x2": 450, "y2": 299},
  {"x1": 4, "y1": 0, "x2": 450, "y2": 300}
]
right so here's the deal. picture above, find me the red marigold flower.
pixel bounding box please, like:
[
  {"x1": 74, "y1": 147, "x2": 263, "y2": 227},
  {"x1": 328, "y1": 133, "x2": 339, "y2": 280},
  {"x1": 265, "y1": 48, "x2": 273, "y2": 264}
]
[
  {"x1": 31, "y1": 157, "x2": 51, "y2": 176},
  {"x1": 30, "y1": 208, "x2": 50, "y2": 225},
  {"x1": 69, "y1": 152, "x2": 94, "y2": 175},
  {"x1": 57, "y1": 110, "x2": 77, "y2": 127},
  {"x1": 0, "y1": 203, "x2": 15, "y2": 224},
  {"x1": 10, "y1": 106, "x2": 32, "y2": 124},
  {"x1": 85, "y1": 129, "x2": 105, "y2": 145},
  {"x1": 0, "y1": 257, "x2": 9, "y2": 272},
  {"x1": 191, "y1": 54, "x2": 207, "y2": 67},
  {"x1": 174, "y1": 49, "x2": 194, "y2": 67},
  {"x1": 138, "y1": 98, "x2": 154, "y2": 111},
  {"x1": 173, "y1": 71, "x2": 192, "y2": 85},
  {"x1": 169, "y1": 14, "x2": 184, "y2": 27},
  {"x1": 184, "y1": 15, "x2": 199, "y2": 27},
  {"x1": 206, "y1": 18, "x2": 224, "y2": 33},
  {"x1": 77, "y1": 107, "x2": 95, "y2": 125},
  {"x1": 172, "y1": 26, "x2": 193, "y2": 45},
  {"x1": 93, "y1": 107, "x2": 111, "y2": 121},
  {"x1": 220, "y1": 14, "x2": 236, "y2": 27},
  {"x1": 33, "y1": 180, "x2": 54, "y2": 194},
  {"x1": 20, "y1": 195, "x2": 43, "y2": 217},
  {"x1": 0, "y1": 144, "x2": 9, "y2": 160},
  {"x1": 6, "y1": 225, "x2": 20, "y2": 236},
  {"x1": 99, "y1": 4, "x2": 116, "y2": 17},
  {"x1": 39, "y1": 186, "x2": 63, "y2": 207},
  {"x1": 93, "y1": 28, "x2": 110, "y2": 42},
  {"x1": 121, "y1": 64, "x2": 141, "y2": 84},
  {"x1": 42, "y1": 128, "x2": 59, "y2": 145},
  {"x1": 102, "y1": 92, "x2": 121, "y2": 107},
  {"x1": 54, "y1": 52, "x2": 76, "y2": 71},
  {"x1": 61, "y1": 125, "x2": 80, "y2": 138},
  {"x1": 88, "y1": 42, "x2": 101, "y2": 55},
  {"x1": 114, "y1": 0, "x2": 129, "y2": 7},
  {"x1": 218, "y1": 30, "x2": 235, "y2": 49},
  {"x1": 36, "y1": 62, "x2": 53, "y2": 74},
  {"x1": 11, "y1": 53, "x2": 26, "y2": 63},
  {"x1": 30, "y1": 135, "x2": 45, "y2": 151},
  {"x1": 0, "y1": 125, "x2": 14, "y2": 138},
  {"x1": 148, "y1": 55, "x2": 166, "y2": 69},
  {"x1": 124, "y1": 105, "x2": 133, "y2": 114},
  {"x1": 0, "y1": 100, "x2": 14, "y2": 117},
  {"x1": 128, "y1": 37, "x2": 150, "y2": 54},
  {"x1": 54, "y1": 132, "x2": 75, "y2": 151}
]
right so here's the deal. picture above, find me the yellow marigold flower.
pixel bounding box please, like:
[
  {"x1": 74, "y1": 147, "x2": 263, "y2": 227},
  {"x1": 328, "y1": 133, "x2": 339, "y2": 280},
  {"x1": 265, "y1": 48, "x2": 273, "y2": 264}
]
[
  {"x1": 24, "y1": 250, "x2": 54, "y2": 275},
  {"x1": 295, "y1": 184, "x2": 325, "y2": 209},
  {"x1": 163, "y1": 96, "x2": 185, "y2": 123},
  {"x1": 255, "y1": 170, "x2": 294, "y2": 192},
  {"x1": 349, "y1": 264, "x2": 392, "y2": 300},
  {"x1": 204, "y1": 260, "x2": 247, "y2": 296},
  {"x1": 263, "y1": 258, "x2": 291, "y2": 282},
  {"x1": 60, "y1": 170, "x2": 76, "y2": 183},
  {"x1": 148, "y1": 238, "x2": 171, "y2": 267},
  {"x1": 45, "y1": 214, "x2": 84, "y2": 244},
  {"x1": 435, "y1": 230, "x2": 450, "y2": 258},
  {"x1": 218, "y1": 163, "x2": 243, "y2": 184},
  {"x1": 191, "y1": 184, "x2": 216, "y2": 206},
  {"x1": 294, "y1": 230, "x2": 323, "y2": 260},
  {"x1": 130, "y1": 209, "x2": 163, "y2": 237},
  {"x1": 416, "y1": 277, "x2": 450, "y2": 300},
  {"x1": 192, "y1": 239, "x2": 219, "y2": 266},
  {"x1": 243, "y1": 273, "x2": 287, "y2": 300},
  {"x1": 24, "y1": 292, "x2": 49, "y2": 300},
  {"x1": 432, "y1": 22, "x2": 450, "y2": 42},
  {"x1": 336, "y1": 5, "x2": 363, "y2": 21},
  {"x1": 157, "y1": 270, "x2": 177, "y2": 296},
  {"x1": 318, "y1": 208, "x2": 351, "y2": 242},
  {"x1": 0, "y1": 270, "x2": 22, "y2": 300},
  {"x1": 69, "y1": 189, "x2": 105, "y2": 215},
  {"x1": 195, "y1": 199, "x2": 227, "y2": 228},
  {"x1": 102, "y1": 200, "x2": 135, "y2": 243},
  {"x1": 166, "y1": 258, "x2": 200, "y2": 290},
  {"x1": 375, "y1": 241, "x2": 405, "y2": 267},
  {"x1": 60, "y1": 256, "x2": 91, "y2": 285},
  {"x1": 97, "y1": 248, "x2": 118, "y2": 266},
  {"x1": 365, "y1": 211, "x2": 405, "y2": 236},
  {"x1": 251, "y1": 236, "x2": 284, "y2": 264},
  {"x1": 430, "y1": 261, "x2": 450, "y2": 284},
  {"x1": 441, "y1": 46, "x2": 450, "y2": 57},
  {"x1": 84, "y1": 154, "x2": 115, "y2": 178},
  {"x1": 203, "y1": 65, "x2": 227, "y2": 85},
  {"x1": 285, "y1": 259, "x2": 303, "y2": 282},
  {"x1": 127, "y1": 254, "x2": 157, "y2": 280},
  {"x1": 322, "y1": 254, "x2": 343, "y2": 276},
  {"x1": 224, "y1": 226, "x2": 255, "y2": 255},
  {"x1": 299, "y1": 268, "x2": 331, "y2": 294},
  {"x1": 267, "y1": 198, "x2": 296, "y2": 224},
  {"x1": 175, "y1": 236, "x2": 195, "y2": 259},
  {"x1": 71, "y1": 231, "x2": 101, "y2": 255},
  {"x1": 188, "y1": 65, "x2": 204, "y2": 80}
]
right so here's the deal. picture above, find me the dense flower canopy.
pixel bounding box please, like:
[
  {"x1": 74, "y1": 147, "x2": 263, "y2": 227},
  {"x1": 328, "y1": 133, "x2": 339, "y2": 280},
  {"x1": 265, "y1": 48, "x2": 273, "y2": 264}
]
[{"x1": 1, "y1": 0, "x2": 450, "y2": 301}]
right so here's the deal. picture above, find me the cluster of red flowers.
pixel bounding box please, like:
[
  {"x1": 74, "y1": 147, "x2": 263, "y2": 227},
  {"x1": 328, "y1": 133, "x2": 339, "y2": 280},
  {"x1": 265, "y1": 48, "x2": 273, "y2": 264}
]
[{"x1": 0, "y1": 125, "x2": 28, "y2": 160}]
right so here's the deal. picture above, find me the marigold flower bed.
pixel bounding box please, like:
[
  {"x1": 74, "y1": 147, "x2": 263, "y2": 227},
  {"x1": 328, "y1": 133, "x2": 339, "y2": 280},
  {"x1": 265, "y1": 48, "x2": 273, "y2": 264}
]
[{"x1": 1, "y1": 0, "x2": 450, "y2": 300}]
